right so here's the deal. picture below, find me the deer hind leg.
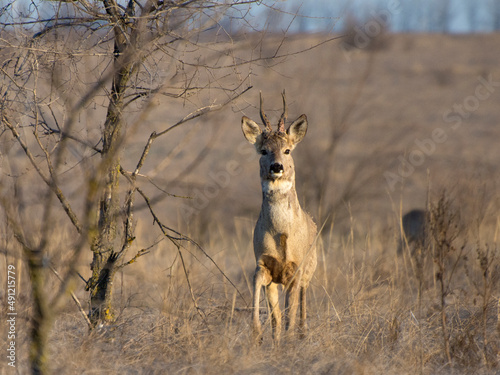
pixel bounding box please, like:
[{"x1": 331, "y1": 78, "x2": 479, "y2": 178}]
[
  {"x1": 282, "y1": 261, "x2": 300, "y2": 334},
  {"x1": 285, "y1": 281, "x2": 299, "y2": 335},
  {"x1": 299, "y1": 286, "x2": 307, "y2": 338},
  {"x1": 284, "y1": 270, "x2": 302, "y2": 336},
  {"x1": 266, "y1": 282, "x2": 282, "y2": 343},
  {"x1": 253, "y1": 265, "x2": 272, "y2": 342}
]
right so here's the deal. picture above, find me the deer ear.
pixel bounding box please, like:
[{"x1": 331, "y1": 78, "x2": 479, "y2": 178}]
[
  {"x1": 241, "y1": 116, "x2": 262, "y2": 145},
  {"x1": 287, "y1": 114, "x2": 308, "y2": 145}
]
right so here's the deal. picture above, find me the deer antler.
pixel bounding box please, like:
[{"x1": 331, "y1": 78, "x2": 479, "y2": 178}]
[
  {"x1": 277, "y1": 90, "x2": 287, "y2": 133},
  {"x1": 259, "y1": 92, "x2": 272, "y2": 132}
]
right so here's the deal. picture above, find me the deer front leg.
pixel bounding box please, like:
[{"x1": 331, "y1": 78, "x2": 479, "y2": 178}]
[
  {"x1": 253, "y1": 265, "x2": 272, "y2": 342},
  {"x1": 266, "y1": 282, "x2": 282, "y2": 343}
]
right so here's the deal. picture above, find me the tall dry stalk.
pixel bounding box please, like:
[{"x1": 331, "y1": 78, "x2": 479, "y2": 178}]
[
  {"x1": 465, "y1": 242, "x2": 499, "y2": 368},
  {"x1": 428, "y1": 191, "x2": 465, "y2": 367}
]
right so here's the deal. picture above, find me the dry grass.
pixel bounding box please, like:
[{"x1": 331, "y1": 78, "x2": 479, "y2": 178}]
[
  {"x1": 3, "y1": 206, "x2": 500, "y2": 374},
  {"x1": 2, "y1": 32, "x2": 500, "y2": 374}
]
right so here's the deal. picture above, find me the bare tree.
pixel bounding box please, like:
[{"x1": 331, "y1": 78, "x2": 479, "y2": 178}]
[{"x1": 0, "y1": 0, "x2": 295, "y2": 373}]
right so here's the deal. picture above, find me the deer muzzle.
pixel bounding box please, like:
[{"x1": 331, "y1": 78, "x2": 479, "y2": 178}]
[{"x1": 270, "y1": 163, "x2": 284, "y2": 176}]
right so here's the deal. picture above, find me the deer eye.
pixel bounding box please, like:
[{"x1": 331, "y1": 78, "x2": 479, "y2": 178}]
[
  {"x1": 261, "y1": 150, "x2": 268, "y2": 155},
  {"x1": 284, "y1": 149, "x2": 290, "y2": 155}
]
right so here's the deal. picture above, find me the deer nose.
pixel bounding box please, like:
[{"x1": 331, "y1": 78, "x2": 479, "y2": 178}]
[{"x1": 270, "y1": 163, "x2": 284, "y2": 174}]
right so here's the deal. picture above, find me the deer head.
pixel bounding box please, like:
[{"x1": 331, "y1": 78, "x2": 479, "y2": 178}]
[{"x1": 241, "y1": 91, "x2": 308, "y2": 189}]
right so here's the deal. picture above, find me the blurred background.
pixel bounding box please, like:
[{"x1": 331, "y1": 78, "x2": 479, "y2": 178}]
[
  {"x1": 2, "y1": 1, "x2": 500, "y2": 372},
  {"x1": 3, "y1": 0, "x2": 499, "y2": 296}
]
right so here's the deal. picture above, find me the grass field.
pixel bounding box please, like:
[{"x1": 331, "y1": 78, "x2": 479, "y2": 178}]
[{"x1": 2, "y1": 32, "x2": 500, "y2": 374}]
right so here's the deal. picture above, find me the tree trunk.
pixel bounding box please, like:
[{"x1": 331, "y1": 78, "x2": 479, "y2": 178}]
[
  {"x1": 87, "y1": 87, "x2": 124, "y2": 325},
  {"x1": 28, "y1": 250, "x2": 52, "y2": 375},
  {"x1": 86, "y1": 19, "x2": 134, "y2": 326}
]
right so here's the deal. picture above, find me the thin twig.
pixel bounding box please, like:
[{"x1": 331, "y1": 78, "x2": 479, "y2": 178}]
[
  {"x1": 3, "y1": 115, "x2": 83, "y2": 233},
  {"x1": 177, "y1": 247, "x2": 209, "y2": 328},
  {"x1": 49, "y1": 266, "x2": 93, "y2": 329},
  {"x1": 118, "y1": 238, "x2": 164, "y2": 270},
  {"x1": 136, "y1": 187, "x2": 248, "y2": 307},
  {"x1": 155, "y1": 85, "x2": 252, "y2": 138}
]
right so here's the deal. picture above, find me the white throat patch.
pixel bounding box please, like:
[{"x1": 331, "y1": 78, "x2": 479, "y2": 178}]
[{"x1": 262, "y1": 179, "x2": 293, "y2": 194}]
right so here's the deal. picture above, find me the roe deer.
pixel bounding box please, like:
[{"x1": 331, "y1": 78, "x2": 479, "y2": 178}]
[
  {"x1": 398, "y1": 209, "x2": 428, "y2": 255},
  {"x1": 241, "y1": 91, "x2": 317, "y2": 342}
]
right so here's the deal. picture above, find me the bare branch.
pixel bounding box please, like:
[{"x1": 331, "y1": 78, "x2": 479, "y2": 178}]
[
  {"x1": 3, "y1": 115, "x2": 83, "y2": 234},
  {"x1": 49, "y1": 265, "x2": 93, "y2": 329},
  {"x1": 136, "y1": 187, "x2": 249, "y2": 307},
  {"x1": 155, "y1": 85, "x2": 253, "y2": 138}
]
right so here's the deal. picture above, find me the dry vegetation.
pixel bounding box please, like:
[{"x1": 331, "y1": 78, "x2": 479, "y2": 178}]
[{"x1": 2, "y1": 31, "x2": 500, "y2": 374}]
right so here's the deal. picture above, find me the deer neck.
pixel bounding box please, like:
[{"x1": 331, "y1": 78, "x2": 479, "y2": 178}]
[{"x1": 260, "y1": 178, "x2": 301, "y2": 222}]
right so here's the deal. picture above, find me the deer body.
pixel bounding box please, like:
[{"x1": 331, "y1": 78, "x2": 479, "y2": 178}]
[
  {"x1": 242, "y1": 92, "x2": 317, "y2": 342},
  {"x1": 398, "y1": 209, "x2": 427, "y2": 255}
]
